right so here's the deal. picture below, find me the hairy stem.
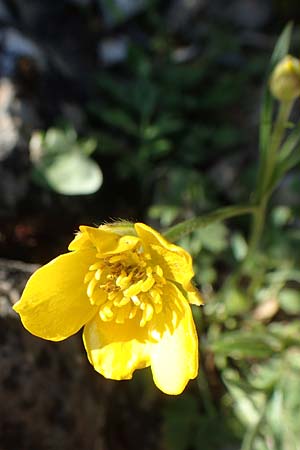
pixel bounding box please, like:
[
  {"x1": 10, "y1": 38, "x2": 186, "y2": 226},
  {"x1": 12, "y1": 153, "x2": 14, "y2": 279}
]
[{"x1": 164, "y1": 205, "x2": 257, "y2": 242}]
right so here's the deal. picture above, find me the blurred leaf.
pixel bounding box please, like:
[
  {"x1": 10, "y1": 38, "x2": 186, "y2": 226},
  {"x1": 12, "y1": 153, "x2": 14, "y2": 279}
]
[
  {"x1": 144, "y1": 115, "x2": 183, "y2": 139},
  {"x1": 258, "y1": 23, "x2": 292, "y2": 196},
  {"x1": 268, "y1": 321, "x2": 300, "y2": 347},
  {"x1": 163, "y1": 393, "x2": 237, "y2": 450},
  {"x1": 93, "y1": 107, "x2": 138, "y2": 135},
  {"x1": 270, "y1": 124, "x2": 300, "y2": 190},
  {"x1": 248, "y1": 358, "x2": 281, "y2": 391},
  {"x1": 148, "y1": 204, "x2": 180, "y2": 227},
  {"x1": 31, "y1": 127, "x2": 103, "y2": 195},
  {"x1": 223, "y1": 369, "x2": 265, "y2": 428},
  {"x1": 96, "y1": 75, "x2": 130, "y2": 106},
  {"x1": 97, "y1": 131, "x2": 125, "y2": 154},
  {"x1": 211, "y1": 330, "x2": 282, "y2": 359},
  {"x1": 271, "y1": 206, "x2": 292, "y2": 227},
  {"x1": 163, "y1": 395, "x2": 198, "y2": 450},
  {"x1": 224, "y1": 286, "x2": 250, "y2": 315},
  {"x1": 270, "y1": 22, "x2": 293, "y2": 69},
  {"x1": 212, "y1": 125, "x2": 242, "y2": 149},
  {"x1": 279, "y1": 288, "x2": 300, "y2": 314},
  {"x1": 195, "y1": 222, "x2": 229, "y2": 254},
  {"x1": 143, "y1": 139, "x2": 172, "y2": 158},
  {"x1": 231, "y1": 232, "x2": 248, "y2": 261},
  {"x1": 278, "y1": 123, "x2": 300, "y2": 161},
  {"x1": 82, "y1": 138, "x2": 97, "y2": 155},
  {"x1": 35, "y1": 151, "x2": 102, "y2": 195}
]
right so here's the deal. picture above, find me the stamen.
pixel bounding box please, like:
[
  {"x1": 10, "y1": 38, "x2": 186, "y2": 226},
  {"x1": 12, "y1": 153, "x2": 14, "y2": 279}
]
[
  {"x1": 84, "y1": 271, "x2": 94, "y2": 284},
  {"x1": 131, "y1": 295, "x2": 140, "y2": 306},
  {"x1": 129, "y1": 305, "x2": 138, "y2": 319},
  {"x1": 124, "y1": 280, "x2": 144, "y2": 297},
  {"x1": 89, "y1": 261, "x2": 103, "y2": 271},
  {"x1": 85, "y1": 251, "x2": 169, "y2": 328},
  {"x1": 141, "y1": 276, "x2": 155, "y2": 292},
  {"x1": 87, "y1": 277, "x2": 98, "y2": 298},
  {"x1": 95, "y1": 269, "x2": 102, "y2": 280}
]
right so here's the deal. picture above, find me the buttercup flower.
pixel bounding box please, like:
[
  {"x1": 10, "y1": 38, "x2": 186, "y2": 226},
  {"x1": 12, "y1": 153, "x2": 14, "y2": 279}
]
[{"x1": 13, "y1": 222, "x2": 202, "y2": 395}]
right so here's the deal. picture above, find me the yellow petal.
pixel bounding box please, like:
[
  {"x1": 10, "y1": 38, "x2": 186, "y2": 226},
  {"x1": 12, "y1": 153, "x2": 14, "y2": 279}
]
[
  {"x1": 68, "y1": 229, "x2": 95, "y2": 251},
  {"x1": 149, "y1": 295, "x2": 199, "y2": 395},
  {"x1": 69, "y1": 225, "x2": 140, "y2": 255},
  {"x1": 83, "y1": 313, "x2": 150, "y2": 380},
  {"x1": 186, "y1": 282, "x2": 204, "y2": 306},
  {"x1": 135, "y1": 223, "x2": 194, "y2": 287},
  {"x1": 13, "y1": 249, "x2": 97, "y2": 341}
]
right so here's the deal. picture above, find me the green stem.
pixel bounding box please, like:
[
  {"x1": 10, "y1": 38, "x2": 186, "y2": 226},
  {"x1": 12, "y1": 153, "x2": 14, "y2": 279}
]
[
  {"x1": 263, "y1": 101, "x2": 293, "y2": 194},
  {"x1": 163, "y1": 205, "x2": 257, "y2": 242},
  {"x1": 248, "y1": 100, "x2": 293, "y2": 255}
]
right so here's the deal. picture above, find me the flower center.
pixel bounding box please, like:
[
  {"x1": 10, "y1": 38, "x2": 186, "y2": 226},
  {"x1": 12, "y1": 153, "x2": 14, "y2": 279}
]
[{"x1": 85, "y1": 250, "x2": 166, "y2": 326}]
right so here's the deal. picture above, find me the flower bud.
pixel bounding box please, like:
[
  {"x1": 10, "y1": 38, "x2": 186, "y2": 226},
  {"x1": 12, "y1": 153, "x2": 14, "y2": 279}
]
[{"x1": 270, "y1": 55, "x2": 300, "y2": 101}]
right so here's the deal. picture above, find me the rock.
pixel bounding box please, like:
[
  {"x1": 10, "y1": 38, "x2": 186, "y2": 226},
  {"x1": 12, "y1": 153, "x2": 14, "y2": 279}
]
[
  {"x1": 0, "y1": 258, "x2": 106, "y2": 450},
  {"x1": 0, "y1": 28, "x2": 46, "y2": 74},
  {"x1": 0, "y1": 0, "x2": 12, "y2": 23},
  {"x1": 98, "y1": 36, "x2": 128, "y2": 66},
  {"x1": 0, "y1": 79, "x2": 19, "y2": 160},
  {"x1": 0, "y1": 259, "x2": 38, "y2": 317},
  {"x1": 0, "y1": 78, "x2": 31, "y2": 213},
  {"x1": 0, "y1": 258, "x2": 160, "y2": 450},
  {"x1": 227, "y1": 0, "x2": 271, "y2": 29}
]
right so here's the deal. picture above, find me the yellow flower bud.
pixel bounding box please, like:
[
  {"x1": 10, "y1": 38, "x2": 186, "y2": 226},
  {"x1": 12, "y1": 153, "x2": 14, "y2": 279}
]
[{"x1": 270, "y1": 55, "x2": 300, "y2": 101}]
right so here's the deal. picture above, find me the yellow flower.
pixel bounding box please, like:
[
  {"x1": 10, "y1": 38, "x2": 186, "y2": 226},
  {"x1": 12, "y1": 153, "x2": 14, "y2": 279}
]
[{"x1": 13, "y1": 222, "x2": 203, "y2": 395}]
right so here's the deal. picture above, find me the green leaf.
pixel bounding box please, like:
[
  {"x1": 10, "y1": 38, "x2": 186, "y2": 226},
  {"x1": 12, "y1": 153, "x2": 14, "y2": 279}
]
[
  {"x1": 224, "y1": 286, "x2": 250, "y2": 315},
  {"x1": 268, "y1": 321, "x2": 300, "y2": 347},
  {"x1": 222, "y1": 369, "x2": 265, "y2": 428},
  {"x1": 270, "y1": 22, "x2": 293, "y2": 69},
  {"x1": 231, "y1": 232, "x2": 248, "y2": 261},
  {"x1": 194, "y1": 222, "x2": 228, "y2": 254},
  {"x1": 268, "y1": 124, "x2": 300, "y2": 191},
  {"x1": 43, "y1": 127, "x2": 77, "y2": 155},
  {"x1": 211, "y1": 330, "x2": 282, "y2": 359},
  {"x1": 279, "y1": 288, "x2": 300, "y2": 314},
  {"x1": 257, "y1": 23, "x2": 293, "y2": 197},
  {"x1": 35, "y1": 151, "x2": 103, "y2": 195},
  {"x1": 148, "y1": 204, "x2": 180, "y2": 227},
  {"x1": 91, "y1": 107, "x2": 138, "y2": 136}
]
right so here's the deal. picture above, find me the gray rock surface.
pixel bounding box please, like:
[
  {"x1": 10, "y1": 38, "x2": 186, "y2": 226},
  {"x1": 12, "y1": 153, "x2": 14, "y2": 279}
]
[{"x1": 0, "y1": 258, "x2": 106, "y2": 450}]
